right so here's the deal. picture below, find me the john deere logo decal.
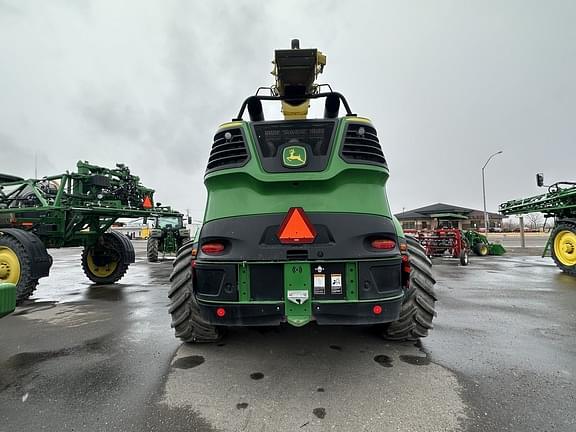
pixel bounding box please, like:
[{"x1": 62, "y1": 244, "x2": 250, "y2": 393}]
[{"x1": 282, "y1": 146, "x2": 307, "y2": 167}]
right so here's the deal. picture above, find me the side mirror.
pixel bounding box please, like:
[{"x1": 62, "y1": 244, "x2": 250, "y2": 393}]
[
  {"x1": 188, "y1": 216, "x2": 192, "y2": 225},
  {"x1": 536, "y1": 173, "x2": 544, "y2": 187}
]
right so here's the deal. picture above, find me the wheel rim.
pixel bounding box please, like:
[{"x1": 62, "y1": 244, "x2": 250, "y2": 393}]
[
  {"x1": 554, "y1": 230, "x2": 576, "y2": 267},
  {"x1": 480, "y1": 245, "x2": 488, "y2": 255},
  {"x1": 86, "y1": 252, "x2": 118, "y2": 277},
  {"x1": 0, "y1": 246, "x2": 21, "y2": 284}
]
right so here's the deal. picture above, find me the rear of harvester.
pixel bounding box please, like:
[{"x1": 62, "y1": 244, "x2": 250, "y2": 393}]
[{"x1": 169, "y1": 41, "x2": 436, "y2": 342}]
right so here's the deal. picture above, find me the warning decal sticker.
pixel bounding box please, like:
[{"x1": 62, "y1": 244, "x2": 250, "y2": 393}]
[
  {"x1": 330, "y1": 273, "x2": 342, "y2": 295},
  {"x1": 314, "y1": 274, "x2": 326, "y2": 295}
]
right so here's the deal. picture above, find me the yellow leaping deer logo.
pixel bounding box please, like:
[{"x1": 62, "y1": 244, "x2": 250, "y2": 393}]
[{"x1": 283, "y1": 146, "x2": 307, "y2": 167}]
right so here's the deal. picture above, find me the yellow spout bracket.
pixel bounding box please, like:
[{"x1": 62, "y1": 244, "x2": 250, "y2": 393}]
[
  {"x1": 282, "y1": 101, "x2": 310, "y2": 120},
  {"x1": 316, "y1": 51, "x2": 326, "y2": 74}
]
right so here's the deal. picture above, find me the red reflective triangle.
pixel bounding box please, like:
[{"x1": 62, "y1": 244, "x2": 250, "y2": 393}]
[
  {"x1": 142, "y1": 195, "x2": 153, "y2": 209},
  {"x1": 277, "y1": 207, "x2": 316, "y2": 244}
]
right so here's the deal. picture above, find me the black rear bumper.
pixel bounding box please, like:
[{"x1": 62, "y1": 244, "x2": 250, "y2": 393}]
[
  {"x1": 192, "y1": 212, "x2": 405, "y2": 326},
  {"x1": 197, "y1": 296, "x2": 403, "y2": 326}
]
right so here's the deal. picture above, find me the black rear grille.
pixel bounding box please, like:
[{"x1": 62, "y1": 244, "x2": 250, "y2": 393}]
[
  {"x1": 207, "y1": 128, "x2": 249, "y2": 171},
  {"x1": 341, "y1": 124, "x2": 387, "y2": 167},
  {"x1": 252, "y1": 120, "x2": 336, "y2": 173}
]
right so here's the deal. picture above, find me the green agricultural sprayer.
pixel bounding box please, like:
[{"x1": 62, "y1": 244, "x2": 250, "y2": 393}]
[
  {"x1": 168, "y1": 40, "x2": 437, "y2": 343},
  {"x1": 500, "y1": 174, "x2": 576, "y2": 275},
  {"x1": 0, "y1": 161, "x2": 158, "y2": 303}
]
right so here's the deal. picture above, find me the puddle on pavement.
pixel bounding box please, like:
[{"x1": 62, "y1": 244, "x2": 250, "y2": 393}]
[
  {"x1": 312, "y1": 408, "x2": 326, "y2": 419},
  {"x1": 250, "y1": 372, "x2": 264, "y2": 380},
  {"x1": 4, "y1": 335, "x2": 110, "y2": 370},
  {"x1": 86, "y1": 286, "x2": 125, "y2": 301},
  {"x1": 172, "y1": 355, "x2": 205, "y2": 369},
  {"x1": 12, "y1": 301, "x2": 57, "y2": 316},
  {"x1": 374, "y1": 354, "x2": 393, "y2": 367},
  {"x1": 4, "y1": 350, "x2": 69, "y2": 370}
]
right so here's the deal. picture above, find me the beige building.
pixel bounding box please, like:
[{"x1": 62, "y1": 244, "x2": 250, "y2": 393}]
[{"x1": 395, "y1": 203, "x2": 504, "y2": 231}]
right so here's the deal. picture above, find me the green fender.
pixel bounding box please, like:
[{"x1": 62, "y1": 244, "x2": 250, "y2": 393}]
[{"x1": 0, "y1": 283, "x2": 16, "y2": 318}]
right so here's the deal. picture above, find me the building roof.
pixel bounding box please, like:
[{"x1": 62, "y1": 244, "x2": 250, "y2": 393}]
[{"x1": 395, "y1": 203, "x2": 502, "y2": 220}]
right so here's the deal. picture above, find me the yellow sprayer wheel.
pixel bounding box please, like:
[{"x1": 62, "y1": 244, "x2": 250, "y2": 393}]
[
  {"x1": 551, "y1": 223, "x2": 576, "y2": 275},
  {"x1": 0, "y1": 246, "x2": 21, "y2": 284}
]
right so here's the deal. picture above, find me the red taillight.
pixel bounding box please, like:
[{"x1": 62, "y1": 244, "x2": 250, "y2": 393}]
[
  {"x1": 370, "y1": 239, "x2": 396, "y2": 250},
  {"x1": 216, "y1": 307, "x2": 226, "y2": 318},
  {"x1": 201, "y1": 242, "x2": 225, "y2": 254},
  {"x1": 372, "y1": 305, "x2": 383, "y2": 315}
]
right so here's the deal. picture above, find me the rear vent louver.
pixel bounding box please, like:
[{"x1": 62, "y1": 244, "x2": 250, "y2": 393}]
[
  {"x1": 287, "y1": 249, "x2": 309, "y2": 261},
  {"x1": 341, "y1": 124, "x2": 387, "y2": 166},
  {"x1": 207, "y1": 128, "x2": 249, "y2": 171}
]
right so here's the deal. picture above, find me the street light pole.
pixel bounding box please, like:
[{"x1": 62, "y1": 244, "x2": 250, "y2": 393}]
[{"x1": 482, "y1": 150, "x2": 503, "y2": 233}]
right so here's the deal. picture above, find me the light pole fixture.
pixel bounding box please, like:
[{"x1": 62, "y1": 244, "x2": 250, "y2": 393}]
[{"x1": 482, "y1": 150, "x2": 503, "y2": 233}]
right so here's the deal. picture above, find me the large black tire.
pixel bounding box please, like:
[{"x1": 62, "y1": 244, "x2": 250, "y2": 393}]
[
  {"x1": 81, "y1": 231, "x2": 133, "y2": 284},
  {"x1": 550, "y1": 222, "x2": 576, "y2": 276},
  {"x1": 473, "y1": 242, "x2": 489, "y2": 256},
  {"x1": 168, "y1": 240, "x2": 222, "y2": 343},
  {"x1": 147, "y1": 237, "x2": 159, "y2": 262},
  {"x1": 382, "y1": 236, "x2": 437, "y2": 341},
  {"x1": 0, "y1": 234, "x2": 39, "y2": 304}
]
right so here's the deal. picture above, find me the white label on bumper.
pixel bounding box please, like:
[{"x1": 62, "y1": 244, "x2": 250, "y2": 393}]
[
  {"x1": 314, "y1": 274, "x2": 326, "y2": 295},
  {"x1": 287, "y1": 290, "x2": 309, "y2": 305}
]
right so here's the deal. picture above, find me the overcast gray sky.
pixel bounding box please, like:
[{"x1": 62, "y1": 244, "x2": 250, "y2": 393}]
[{"x1": 1, "y1": 0, "x2": 575, "y2": 219}]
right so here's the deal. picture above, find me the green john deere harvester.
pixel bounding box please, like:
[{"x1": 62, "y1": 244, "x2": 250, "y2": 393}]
[
  {"x1": 147, "y1": 210, "x2": 190, "y2": 262},
  {"x1": 168, "y1": 40, "x2": 437, "y2": 343},
  {"x1": 0, "y1": 161, "x2": 157, "y2": 303}
]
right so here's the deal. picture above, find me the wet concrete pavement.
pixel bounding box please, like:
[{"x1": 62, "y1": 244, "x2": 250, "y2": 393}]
[
  {"x1": 0, "y1": 241, "x2": 574, "y2": 431},
  {"x1": 429, "y1": 255, "x2": 576, "y2": 431}
]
